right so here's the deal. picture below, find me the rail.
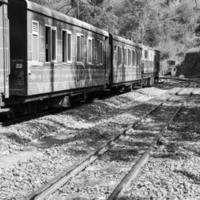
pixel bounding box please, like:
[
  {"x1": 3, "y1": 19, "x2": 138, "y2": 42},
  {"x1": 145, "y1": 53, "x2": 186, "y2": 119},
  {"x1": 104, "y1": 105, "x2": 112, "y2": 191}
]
[
  {"x1": 28, "y1": 102, "x2": 163, "y2": 200},
  {"x1": 107, "y1": 102, "x2": 183, "y2": 200}
]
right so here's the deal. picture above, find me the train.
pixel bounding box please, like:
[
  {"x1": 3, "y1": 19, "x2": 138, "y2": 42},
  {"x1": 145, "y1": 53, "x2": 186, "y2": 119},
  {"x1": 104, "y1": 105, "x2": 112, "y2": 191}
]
[{"x1": 0, "y1": 0, "x2": 160, "y2": 116}]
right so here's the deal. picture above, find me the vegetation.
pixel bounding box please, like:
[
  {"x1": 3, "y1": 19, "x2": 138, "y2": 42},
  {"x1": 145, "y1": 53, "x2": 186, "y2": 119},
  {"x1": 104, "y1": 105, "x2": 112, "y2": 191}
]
[{"x1": 30, "y1": 0, "x2": 200, "y2": 62}]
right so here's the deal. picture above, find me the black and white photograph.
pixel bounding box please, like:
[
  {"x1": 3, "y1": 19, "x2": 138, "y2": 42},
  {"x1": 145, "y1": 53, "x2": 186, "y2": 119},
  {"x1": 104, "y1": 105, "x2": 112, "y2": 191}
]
[{"x1": 1, "y1": 0, "x2": 200, "y2": 199}]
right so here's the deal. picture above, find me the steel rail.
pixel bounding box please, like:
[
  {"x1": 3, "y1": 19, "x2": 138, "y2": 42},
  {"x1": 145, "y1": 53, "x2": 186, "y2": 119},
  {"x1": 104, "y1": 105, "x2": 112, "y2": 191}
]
[
  {"x1": 107, "y1": 150, "x2": 150, "y2": 200},
  {"x1": 159, "y1": 76, "x2": 200, "y2": 86},
  {"x1": 107, "y1": 102, "x2": 185, "y2": 200},
  {"x1": 27, "y1": 102, "x2": 163, "y2": 200},
  {"x1": 28, "y1": 86, "x2": 190, "y2": 200}
]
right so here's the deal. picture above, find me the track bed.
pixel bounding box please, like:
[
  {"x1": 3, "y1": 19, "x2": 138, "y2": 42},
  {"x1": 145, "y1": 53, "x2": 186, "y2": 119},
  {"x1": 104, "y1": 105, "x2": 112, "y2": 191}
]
[{"x1": 1, "y1": 80, "x2": 200, "y2": 200}]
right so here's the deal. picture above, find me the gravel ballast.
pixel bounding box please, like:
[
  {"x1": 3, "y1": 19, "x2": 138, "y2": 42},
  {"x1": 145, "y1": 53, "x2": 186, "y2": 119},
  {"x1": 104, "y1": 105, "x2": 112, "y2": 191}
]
[{"x1": 0, "y1": 84, "x2": 200, "y2": 200}]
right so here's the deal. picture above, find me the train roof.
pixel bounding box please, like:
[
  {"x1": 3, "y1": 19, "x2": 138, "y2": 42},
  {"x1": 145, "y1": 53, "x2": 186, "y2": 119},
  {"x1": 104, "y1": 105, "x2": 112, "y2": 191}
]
[
  {"x1": 112, "y1": 35, "x2": 141, "y2": 48},
  {"x1": 25, "y1": 0, "x2": 109, "y2": 37}
]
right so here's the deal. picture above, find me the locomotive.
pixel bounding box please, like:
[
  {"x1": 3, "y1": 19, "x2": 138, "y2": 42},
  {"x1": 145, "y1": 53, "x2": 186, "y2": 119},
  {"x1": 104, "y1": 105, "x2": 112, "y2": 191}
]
[{"x1": 0, "y1": 0, "x2": 160, "y2": 115}]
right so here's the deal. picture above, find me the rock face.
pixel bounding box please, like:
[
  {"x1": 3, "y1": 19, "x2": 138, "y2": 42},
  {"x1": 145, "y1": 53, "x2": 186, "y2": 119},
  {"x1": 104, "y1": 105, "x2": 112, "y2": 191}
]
[{"x1": 177, "y1": 47, "x2": 200, "y2": 78}]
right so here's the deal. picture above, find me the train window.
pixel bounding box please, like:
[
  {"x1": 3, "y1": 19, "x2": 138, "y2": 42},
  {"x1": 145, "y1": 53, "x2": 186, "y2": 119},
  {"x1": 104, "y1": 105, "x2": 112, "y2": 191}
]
[
  {"x1": 45, "y1": 26, "x2": 51, "y2": 62},
  {"x1": 136, "y1": 51, "x2": 141, "y2": 66},
  {"x1": 124, "y1": 48, "x2": 128, "y2": 66},
  {"x1": 128, "y1": 49, "x2": 131, "y2": 66},
  {"x1": 32, "y1": 21, "x2": 39, "y2": 61},
  {"x1": 45, "y1": 26, "x2": 57, "y2": 62},
  {"x1": 97, "y1": 40, "x2": 100, "y2": 63},
  {"x1": 93, "y1": 39, "x2": 96, "y2": 63},
  {"x1": 100, "y1": 41, "x2": 103, "y2": 64},
  {"x1": 87, "y1": 37, "x2": 93, "y2": 64},
  {"x1": 62, "y1": 30, "x2": 72, "y2": 62},
  {"x1": 144, "y1": 50, "x2": 148, "y2": 60},
  {"x1": 114, "y1": 46, "x2": 117, "y2": 64},
  {"x1": 67, "y1": 32, "x2": 72, "y2": 62},
  {"x1": 77, "y1": 34, "x2": 84, "y2": 62},
  {"x1": 52, "y1": 27, "x2": 57, "y2": 61},
  {"x1": 121, "y1": 48, "x2": 123, "y2": 65},
  {"x1": 62, "y1": 30, "x2": 67, "y2": 62},
  {"x1": 97, "y1": 40, "x2": 103, "y2": 64},
  {"x1": 132, "y1": 50, "x2": 136, "y2": 66},
  {"x1": 117, "y1": 46, "x2": 122, "y2": 65}
]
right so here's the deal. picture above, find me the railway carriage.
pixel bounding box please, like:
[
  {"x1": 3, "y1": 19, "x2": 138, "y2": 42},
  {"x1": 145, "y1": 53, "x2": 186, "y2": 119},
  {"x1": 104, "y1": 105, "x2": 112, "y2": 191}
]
[
  {"x1": 2, "y1": 0, "x2": 111, "y2": 113},
  {"x1": 110, "y1": 35, "x2": 142, "y2": 90},
  {"x1": 25, "y1": 1, "x2": 110, "y2": 96},
  {"x1": 141, "y1": 45, "x2": 160, "y2": 86},
  {"x1": 0, "y1": 0, "x2": 160, "y2": 116}
]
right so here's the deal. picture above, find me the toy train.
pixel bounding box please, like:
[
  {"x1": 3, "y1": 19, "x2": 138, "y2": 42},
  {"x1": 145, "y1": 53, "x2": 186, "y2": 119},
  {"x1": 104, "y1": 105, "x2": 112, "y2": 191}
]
[{"x1": 0, "y1": 0, "x2": 160, "y2": 116}]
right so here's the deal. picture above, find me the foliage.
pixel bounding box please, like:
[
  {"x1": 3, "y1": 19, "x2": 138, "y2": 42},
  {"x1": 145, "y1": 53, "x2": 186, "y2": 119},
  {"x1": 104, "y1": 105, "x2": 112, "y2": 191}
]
[{"x1": 30, "y1": 0, "x2": 200, "y2": 61}]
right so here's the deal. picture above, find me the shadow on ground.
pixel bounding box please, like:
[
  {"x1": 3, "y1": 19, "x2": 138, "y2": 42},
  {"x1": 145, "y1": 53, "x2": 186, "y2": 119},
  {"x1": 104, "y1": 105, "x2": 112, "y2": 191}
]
[
  {"x1": 2, "y1": 95, "x2": 200, "y2": 170},
  {"x1": 174, "y1": 170, "x2": 200, "y2": 184}
]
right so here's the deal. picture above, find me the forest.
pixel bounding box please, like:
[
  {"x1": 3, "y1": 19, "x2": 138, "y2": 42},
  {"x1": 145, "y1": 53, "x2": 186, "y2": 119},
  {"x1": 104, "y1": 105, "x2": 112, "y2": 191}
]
[{"x1": 31, "y1": 0, "x2": 200, "y2": 64}]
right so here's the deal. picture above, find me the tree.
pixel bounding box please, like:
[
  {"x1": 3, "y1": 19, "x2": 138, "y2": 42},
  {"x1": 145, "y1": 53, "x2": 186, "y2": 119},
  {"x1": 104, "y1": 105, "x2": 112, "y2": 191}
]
[
  {"x1": 117, "y1": 0, "x2": 145, "y2": 41},
  {"x1": 70, "y1": 0, "x2": 118, "y2": 32}
]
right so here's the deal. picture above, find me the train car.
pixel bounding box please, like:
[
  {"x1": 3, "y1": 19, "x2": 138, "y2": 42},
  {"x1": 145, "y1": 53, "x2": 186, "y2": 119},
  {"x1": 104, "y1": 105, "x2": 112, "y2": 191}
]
[
  {"x1": 1, "y1": 0, "x2": 111, "y2": 114},
  {"x1": 141, "y1": 45, "x2": 160, "y2": 86},
  {"x1": 0, "y1": 0, "x2": 160, "y2": 116},
  {"x1": 109, "y1": 34, "x2": 142, "y2": 90},
  {"x1": 0, "y1": 0, "x2": 9, "y2": 110}
]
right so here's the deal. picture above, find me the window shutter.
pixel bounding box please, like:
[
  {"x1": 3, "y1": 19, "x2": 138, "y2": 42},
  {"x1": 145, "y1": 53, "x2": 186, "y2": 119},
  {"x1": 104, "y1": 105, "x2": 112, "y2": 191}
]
[{"x1": 32, "y1": 22, "x2": 39, "y2": 34}]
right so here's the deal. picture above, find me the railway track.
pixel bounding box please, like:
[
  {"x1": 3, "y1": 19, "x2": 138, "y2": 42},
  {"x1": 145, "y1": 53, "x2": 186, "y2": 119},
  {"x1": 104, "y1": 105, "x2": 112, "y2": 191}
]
[
  {"x1": 159, "y1": 76, "x2": 200, "y2": 88},
  {"x1": 27, "y1": 86, "x2": 190, "y2": 200},
  {"x1": 0, "y1": 78, "x2": 196, "y2": 200},
  {"x1": 28, "y1": 102, "x2": 163, "y2": 200}
]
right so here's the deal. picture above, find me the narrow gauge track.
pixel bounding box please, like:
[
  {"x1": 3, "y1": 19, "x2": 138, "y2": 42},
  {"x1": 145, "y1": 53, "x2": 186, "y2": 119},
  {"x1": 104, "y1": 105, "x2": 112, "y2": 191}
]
[
  {"x1": 107, "y1": 102, "x2": 183, "y2": 200},
  {"x1": 160, "y1": 76, "x2": 200, "y2": 84},
  {"x1": 159, "y1": 76, "x2": 200, "y2": 88},
  {"x1": 108, "y1": 83, "x2": 195, "y2": 200},
  {"x1": 27, "y1": 86, "x2": 189, "y2": 200},
  {"x1": 28, "y1": 102, "x2": 163, "y2": 200}
]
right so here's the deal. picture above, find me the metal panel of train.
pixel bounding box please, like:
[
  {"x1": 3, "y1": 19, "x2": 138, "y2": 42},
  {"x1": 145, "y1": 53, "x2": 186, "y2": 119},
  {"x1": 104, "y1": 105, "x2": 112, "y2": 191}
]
[
  {"x1": 141, "y1": 44, "x2": 160, "y2": 85},
  {"x1": 8, "y1": 0, "x2": 110, "y2": 99},
  {"x1": 111, "y1": 35, "x2": 142, "y2": 87},
  {"x1": 26, "y1": 1, "x2": 110, "y2": 96}
]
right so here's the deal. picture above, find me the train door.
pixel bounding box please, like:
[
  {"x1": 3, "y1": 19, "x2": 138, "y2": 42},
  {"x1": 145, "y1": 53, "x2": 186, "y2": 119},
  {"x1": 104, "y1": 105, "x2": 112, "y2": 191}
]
[
  {"x1": 136, "y1": 49, "x2": 142, "y2": 81},
  {"x1": 154, "y1": 50, "x2": 160, "y2": 81},
  {"x1": 0, "y1": 1, "x2": 10, "y2": 102}
]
